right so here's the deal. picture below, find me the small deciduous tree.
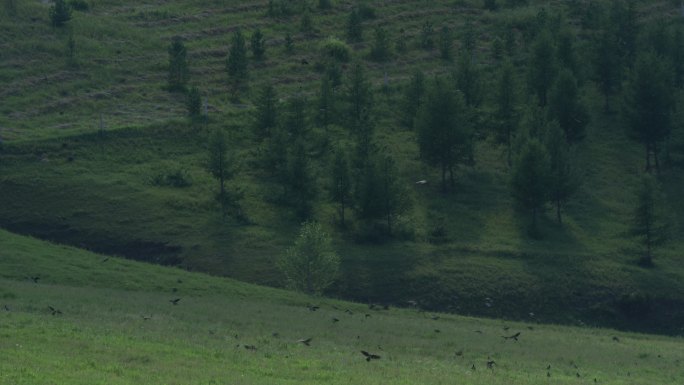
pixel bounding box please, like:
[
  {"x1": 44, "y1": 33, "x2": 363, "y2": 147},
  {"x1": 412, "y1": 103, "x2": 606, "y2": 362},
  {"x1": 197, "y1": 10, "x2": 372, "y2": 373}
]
[
  {"x1": 50, "y1": 0, "x2": 71, "y2": 27},
  {"x1": 631, "y1": 174, "x2": 668, "y2": 267},
  {"x1": 250, "y1": 28, "x2": 265, "y2": 60},
  {"x1": 279, "y1": 221, "x2": 339, "y2": 295},
  {"x1": 168, "y1": 37, "x2": 189, "y2": 92},
  {"x1": 511, "y1": 138, "x2": 550, "y2": 233}
]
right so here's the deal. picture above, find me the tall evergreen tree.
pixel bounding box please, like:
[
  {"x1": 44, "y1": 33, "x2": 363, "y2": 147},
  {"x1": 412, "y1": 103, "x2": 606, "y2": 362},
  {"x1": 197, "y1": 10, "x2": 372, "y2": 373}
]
[
  {"x1": 528, "y1": 30, "x2": 556, "y2": 107},
  {"x1": 284, "y1": 93, "x2": 308, "y2": 140},
  {"x1": 346, "y1": 8, "x2": 363, "y2": 42},
  {"x1": 250, "y1": 28, "x2": 266, "y2": 60},
  {"x1": 495, "y1": 61, "x2": 518, "y2": 166},
  {"x1": 227, "y1": 29, "x2": 248, "y2": 97},
  {"x1": 511, "y1": 138, "x2": 551, "y2": 233},
  {"x1": 345, "y1": 63, "x2": 373, "y2": 129},
  {"x1": 439, "y1": 25, "x2": 452, "y2": 61},
  {"x1": 546, "y1": 124, "x2": 579, "y2": 223},
  {"x1": 549, "y1": 69, "x2": 588, "y2": 143},
  {"x1": 316, "y1": 75, "x2": 336, "y2": 127},
  {"x1": 168, "y1": 37, "x2": 189, "y2": 92},
  {"x1": 400, "y1": 70, "x2": 425, "y2": 128},
  {"x1": 593, "y1": 29, "x2": 621, "y2": 112},
  {"x1": 50, "y1": 0, "x2": 71, "y2": 27},
  {"x1": 287, "y1": 140, "x2": 316, "y2": 220},
  {"x1": 254, "y1": 84, "x2": 278, "y2": 138},
  {"x1": 377, "y1": 154, "x2": 411, "y2": 235},
  {"x1": 455, "y1": 53, "x2": 483, "y2": 108},
  {"x1": 208, "y1": 129, "x2": 237, "y2": 220},
  {"x1": 330, "y1": 149, "x2": 352, "y2": 227},
  {"x1": 625, "y1": 52, "x2": 675, "y2": 173},
  {"x1": 556, "y1": 28, "x2": 578, "y2": 79},
  {"x1": 631, "y1": 174, "x2": 669, "y2": 267},
  {"x1": 186, "y1": 86, "x2": 202, "y2": 119},
  {"x1": 370, "y1": 26, "x2": 391, "y2": 61},
  {"x1": 416, "y1": 78, "x2": 468, "y2": 191}
]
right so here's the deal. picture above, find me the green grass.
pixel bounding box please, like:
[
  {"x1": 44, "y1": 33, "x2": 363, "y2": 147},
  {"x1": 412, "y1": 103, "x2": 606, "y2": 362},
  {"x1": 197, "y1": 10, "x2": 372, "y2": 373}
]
[
  {"x1": 2, "y1": 229, "x2": 684, "y2": 384},
  {"x1": 1, "y1": 0, "x2": 684, "y2": 333}
]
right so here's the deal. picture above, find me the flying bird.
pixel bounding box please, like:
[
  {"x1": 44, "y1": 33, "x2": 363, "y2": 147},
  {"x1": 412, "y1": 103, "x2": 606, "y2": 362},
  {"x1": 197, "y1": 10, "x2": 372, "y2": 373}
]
[
  {"x1": 360, "y1": 351, "x2": 381, "y2": 361},
  {"x1": 473, "y1": 330, "x2": 483, "y2": 334},
  {"x1": 169, "y1": 298, "x2": 181, "y2": 305},
  {"x1": 28, "y1": 276, "x2": 40, "y2": 283},
  {"x1": 48, "y1": 306, "x2": 62, "y2": 315},
  {"x1": 430, "y1": 315, "x2": 440, "y2": 320},
  {"x1": 332, "y1": 317, "x2": 340, "y2": 323},
  {"x1": 298, "y1": 338, "x2": 312, "y2": 346},
  {"x1": 243, "y1": 345, "x2": 257, "y2": 350},
  {"x1": 345, "y1": 309, "x2": 354, "y2": 315},
  {"x1": 101, "y1": 257, "x2": 109, "y2": 263},
  {"x1": 307, "y1": 305, "x2": 320, "y2": 312},
  {"x1": 471, "y1": 364, "x2": 476, "y2": 371},
  {"x1": 3, "y1": 305, "x2": 10, "y2": 312},
  {"x1": 455, "y1": 350, "x2": 463, "y2": 357},
  {"x1": 487, "y1": 359, "x2": 496, "y2": 369},
  {"x1": 503, "y1": 332, "x2": 520, "y2": 341},
  {"x1": 142, "y1": 315, "x2": 152, "y2": 320},
  {"x1": 612, "y1": 336, "x2": 620, "y2": 342}
]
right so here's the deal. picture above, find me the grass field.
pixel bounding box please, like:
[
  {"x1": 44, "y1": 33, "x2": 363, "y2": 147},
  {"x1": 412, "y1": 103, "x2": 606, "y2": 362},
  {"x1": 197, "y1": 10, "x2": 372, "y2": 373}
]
[
  {"x1": 2, "y1": 229, "x2": 684, "y2": 384},
  {"x1": 1, "y1": 0, "x2": 684, "y2": 333}
]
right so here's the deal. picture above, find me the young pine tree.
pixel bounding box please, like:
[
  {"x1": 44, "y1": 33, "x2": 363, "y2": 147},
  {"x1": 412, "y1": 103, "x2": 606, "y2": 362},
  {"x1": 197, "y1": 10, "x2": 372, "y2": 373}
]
[
  {"x1": 631, "y1": 174, "x2": 669, "y2": 267},
  {"x1": 287, "y1": 140, "x2": 317, "y2": 220},
  {"x1": 546, "y1": 124, "x2": 579, "y2": 224},
  {"x1": 346, "y1": 8, "x2": 363, "y2": 42},
  {"x1": 50, "y1": 0, "x2": 71, "y2": 27},
  {"x1": 495, "y1": 61, "x2": 518, "y2": 167},
  {"x1": 549, "y1": 69, "x2": 588, "y2": 143},
  {"x1": 250, "y1": 28, "x2": 266, "y2": 60},
  {"x1": 439, "y1": 25, "x2": 452, "y2": 61},
  {"x1": 254, "y1": 84, "x2": 278, "y2": 139},
  {"x1": 511, "y1": 138, "x2": 551, "y2": 234},
  {"x1": 227, "y1": 29, "x2": 249, "y2": 98},
  {"x1": 208, "y1": 129, "x2": 237, "y2": 220},
  {"x1": 528, "y1": 30, "x2": 556, "y2": 107},
  {"x1": 168, "y1": 37, "x2": 189, "y2": 92},
  {"x1": 330, "y1": 148, "x2": 352, "y2": 227},
  {"x1": 345, "y1": 63, "x2": 373, "y2": 129},
  {"x1": 317, "y1": 75, "x2": 336, "y2": 127}
]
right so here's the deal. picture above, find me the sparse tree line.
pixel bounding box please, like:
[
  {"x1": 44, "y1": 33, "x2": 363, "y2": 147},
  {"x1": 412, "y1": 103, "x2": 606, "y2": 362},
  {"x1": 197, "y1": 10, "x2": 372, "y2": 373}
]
[{"x1": 172, "y1": 1, "x2": 677, "y2": 267}]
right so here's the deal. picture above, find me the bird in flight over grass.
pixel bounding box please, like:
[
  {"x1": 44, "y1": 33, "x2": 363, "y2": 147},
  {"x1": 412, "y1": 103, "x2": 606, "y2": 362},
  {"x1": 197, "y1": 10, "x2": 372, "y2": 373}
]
[
  {"x1": 169, "y1": 298, "x2": 181, "y2": 305},
  {"x1": 361, "y1": 351, "x2": 381, "y2": 361},
  {"x1": 298, "y1": 338, "x2": 312, "y2": 346},
  {"x1": 502, "y1": 332, "x2": 520, "y2": 341},
  {"x1": 48, "y1": 306, "x2": 62, "y2": 315}
]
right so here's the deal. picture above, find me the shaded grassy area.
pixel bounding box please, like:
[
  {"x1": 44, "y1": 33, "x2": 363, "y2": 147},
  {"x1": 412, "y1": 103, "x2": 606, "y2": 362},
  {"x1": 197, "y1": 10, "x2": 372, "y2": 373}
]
[
  {"x1": 1, "y1": 229, "x2": 684, "y2": 384},
  {"x1": 1, "y1": 0, "x2": 684, "y2": 333}
]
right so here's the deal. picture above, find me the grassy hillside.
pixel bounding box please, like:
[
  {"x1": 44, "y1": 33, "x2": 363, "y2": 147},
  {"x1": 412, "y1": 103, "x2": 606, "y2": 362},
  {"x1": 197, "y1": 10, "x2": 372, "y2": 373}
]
[
  {"x1": 2, "y1": 229, "x2": 684, "y2": 384},
  {"x1": 1, "y1": 0, "x2": 684, "y2": 332}
]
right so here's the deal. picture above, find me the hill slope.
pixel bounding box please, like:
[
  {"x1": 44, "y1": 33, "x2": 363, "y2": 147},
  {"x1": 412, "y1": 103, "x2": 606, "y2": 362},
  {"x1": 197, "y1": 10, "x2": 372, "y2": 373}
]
[
  {"x1": 2, "y1": 229, "x2": 684, "y2": 384},
  {"x1": 1, "y1": 0, "x2": 683, "y2": 333}
]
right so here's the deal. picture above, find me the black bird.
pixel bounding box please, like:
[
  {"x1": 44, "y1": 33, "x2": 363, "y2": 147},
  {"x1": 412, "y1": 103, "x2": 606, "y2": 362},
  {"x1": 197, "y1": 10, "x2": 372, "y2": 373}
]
[
  {"x1": 430, "y1": 315, "x2": 440, "y2": 320},
  {"x1": 345, "y1": 309, "x2": 354, "y2": 315},
  {"x1": 487, "y1": 359, "x2": 496, "y2": 369},
  {"x1": 142, "y1": 315, "x2": 152, "y2": 320},
  {"x1": 471, "y1": 364, "x2": 476, "y2": 371},
  {"x1": 29, "y1": 276, "x2": 40, "y2": 283},
  {"x1": 243, "y1": 345, "x2": 257, "y2": 350},
  {"x1": 368, "y1": 303, "x2": 377, "y2": 310},
  {"x1": 301, "y1": 59, "x2": 309, "y2": 65},
  {"x1": 547, "y1": 372, "x2": 551, "y2": 377},
  {"x1": 473, "y1": 330, "x2": 483, "y2": 334},
  {"x1": 364, "y1": 313, "x2": 371, "y2": 318},
  {"x1": 455, "y1": 350, "x2": 463, "y2": 357},
  {"x1": 101, "y1": 257, "x2": 109, "y2": 263},
  {"x1": 502, "y1": 326, "x2": 510, "y2": 331},
  {"x1": 576, "y1": 372, "x2": 581, "y2": 378},
  {"x1": 48, "y1": 306, "x2": 62, "y2": 315},
  {"x1": 382, "y1": 304, "x2": 390, "y2": 310},
  {"x1": 546, "y1": 364, "x2": 551, "y2": 370},
  {"x1": 434, "y1": 329, "x2": 441, "y2": 333},
  {"x1": 172, "y1": 288, "x2": 178, "y2": 293},
  {"x1": 527, "y1": 326, "x2": 534, "y2": 330},
  {"x1": 3, "y1": 305, "x2": 10, "y2": 312},
  {"x1": 272, "y1": 332, "x2": 280, "y2": 338},
  {"x1": 612, "y1": 336, "x2": 620, "y2": 342},
  {"x1": 298, "y1": 338, "x2": 312, "y2": 346},
  {"x1": 307, "y1": 305, "x2": 320, "y2": 312},
  {"x1": 361, "y1": 351, "x2": 381, "y2": 361},
  {"x1": 170, "y1": 298, "x2": 181, "y2": 305},
  {"x1": 332, "y1": 317, "x2": 339, "y2": 323},
  {"x1": 503, "y1": 332, "x2": 520, "y2": 341}
]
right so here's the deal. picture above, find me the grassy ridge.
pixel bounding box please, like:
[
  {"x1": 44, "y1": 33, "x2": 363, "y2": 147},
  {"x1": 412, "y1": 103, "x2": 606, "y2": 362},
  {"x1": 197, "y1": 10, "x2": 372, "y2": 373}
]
[
  {"x1": 1, "y1": 0, "x2": 684, "y2": 332},
  {"x1": 2, "y1": 229, "x2": 684, "y2": 384}
]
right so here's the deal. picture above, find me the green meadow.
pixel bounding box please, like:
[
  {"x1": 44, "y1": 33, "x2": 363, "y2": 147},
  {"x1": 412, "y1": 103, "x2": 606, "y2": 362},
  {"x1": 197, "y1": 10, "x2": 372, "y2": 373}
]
[{"x1": 2, "y1": 229, "x2": 684, "y2": 384}]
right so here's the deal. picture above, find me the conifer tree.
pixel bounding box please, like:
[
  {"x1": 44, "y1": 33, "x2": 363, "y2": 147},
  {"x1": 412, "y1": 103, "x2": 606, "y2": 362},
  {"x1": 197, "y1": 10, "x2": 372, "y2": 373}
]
[
  {"x1": 345, "y1": 63, "x2": 373, "y2": 129},
  {"x1": 250, "y1": 28, "x2": 265, "y2": 60},
  {"x1": 631, "y1": 174, "x2": 669, "y2": 267},
  {"x1": 186, "y1": 86, "x2": 202, "y2": 119},
  {"x1": 227, "y1": 29, "x2": 248, "y2": 97},
  {"x1": 330, "y1": 148, "x2": 351, "y2": 227},
  {"x1": 50, "y1": 0, "x2": 71, "y2": 27},
  {"x1": 549, "y1": 69, "x2": 588, "y2": 143},
  {"x1": 546, "y1": 124, "x2": 579, "y2": 224},
  {"x1": 168, "y1": 37, "x2": 189, "y2": 92},
  {"x1": 593, "y1": 29, "x2": 621, "y2": 112},
  {"x1": 400, "y1": 70, "x2": 425, "y2": 128},
  {"x1": 254, "y1": 84, "x2": 278, "y2": 138},
  {"x1": 208, "y1": 129, "x2": 238, "y2": 220},
  {"x1": 495, "y1": 61, "x2": 518, "y2": 166},
  {"x1": 287, "y1": 140, "x2": 316, "y2": 220},
  {"x1": 317, "y1": 75, "x2": 336, "y2": 127},
  {"x1": 528, "y1": 30, "x2": 556, "y2": 107},
  {"x1": 346, "y1": 8, "x2": 363, "y2": 42},
  {"x1": 370, "y1": 26, "x2": 391, "y2": 61},
  {"x1": 511, "y1": 138, "x2": 551, "y2": 233},
  {"x1": 439, "y1": 25, "x2": 452, "y2": 61}
]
